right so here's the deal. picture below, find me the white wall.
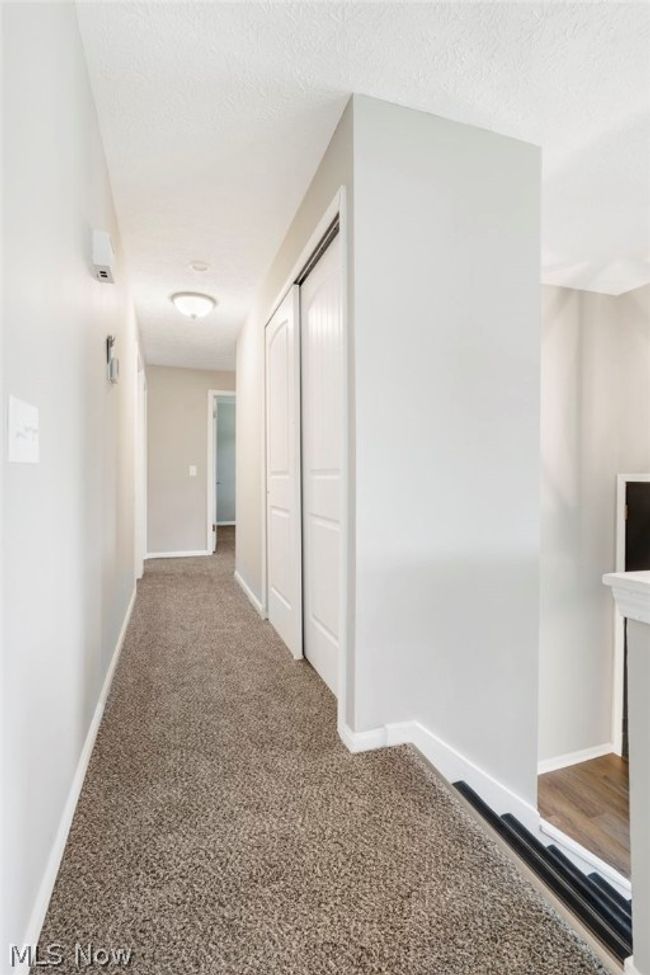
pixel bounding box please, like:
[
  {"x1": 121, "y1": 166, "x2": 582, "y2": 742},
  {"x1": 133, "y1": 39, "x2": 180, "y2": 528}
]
[
  {"x1": 350, "y1": 97, "x2": 541, "y2": 805},
  {"x1": 1, "y1": 2, "x2": 139, "y2": 954},
  {"x1": 539, "y1": 283, "x2": 650, "y2": 763},
  {"x1": 147, "y1": 366, "x2": 235, "y2": 554}
]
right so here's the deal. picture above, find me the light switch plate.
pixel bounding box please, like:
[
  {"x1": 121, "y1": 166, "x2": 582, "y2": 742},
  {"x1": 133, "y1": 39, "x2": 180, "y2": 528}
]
[
  {"x1": 189, "y1": 465, "x2": 197, "y2": 477},
  {"x1": 8, "y1": 395, "x2": 39, "y2": 463}
]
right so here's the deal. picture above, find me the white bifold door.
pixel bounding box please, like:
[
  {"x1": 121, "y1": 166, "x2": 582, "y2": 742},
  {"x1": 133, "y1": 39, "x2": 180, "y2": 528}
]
[
  {"x1": 300, "y1": 235, "x2": 343, "y2": 695},
  {"x1": 265, "y1": 287, "x2": 303, "y2": 658}
]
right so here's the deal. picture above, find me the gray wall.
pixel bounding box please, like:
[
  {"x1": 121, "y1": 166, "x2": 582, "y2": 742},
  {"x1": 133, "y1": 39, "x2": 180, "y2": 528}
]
[
  {"x1": 236, "y1": 94, "x2": 541, "y2": 807},
  {"x1": 147, "y1": 366, "x2": 235, "y2": 554},
  {"x1": 216, "y1": 397, "x2": 236, "y2": 523},
  {"x1": 2, "y1": 3, "x2": 138, "y2": 951},
  {"x1": 235, "y1": 99, "x2": 354, "y2": 597},
  {"x1": 539, "y1": 283, "x2": 650, "y2": 762},
  {"x1": 350, "y1": 97, "x2": 541, "y2": 805}
]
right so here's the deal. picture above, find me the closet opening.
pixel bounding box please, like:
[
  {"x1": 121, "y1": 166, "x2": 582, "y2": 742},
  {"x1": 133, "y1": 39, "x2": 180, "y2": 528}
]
[{"x1": 264, "y1": 203, "x2": 346, "y2": 701}]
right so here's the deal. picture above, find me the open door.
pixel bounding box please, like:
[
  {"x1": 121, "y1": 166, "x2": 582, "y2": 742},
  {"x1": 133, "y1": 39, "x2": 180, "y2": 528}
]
[{"x1": 265, "y1": 287, "x2": 303, "y2": 658}]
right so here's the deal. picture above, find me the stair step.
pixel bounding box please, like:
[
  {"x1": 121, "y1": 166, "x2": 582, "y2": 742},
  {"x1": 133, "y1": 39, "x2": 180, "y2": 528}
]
[
  {"x1": 589, "y1": 872, "x2": 633, "y2": 915},
  {"x1": 546, "y1": 846, "x2": 631, "y2": 921},
  {"x1": 453, "y1": 782, "x2": 632, "y2": 963}
]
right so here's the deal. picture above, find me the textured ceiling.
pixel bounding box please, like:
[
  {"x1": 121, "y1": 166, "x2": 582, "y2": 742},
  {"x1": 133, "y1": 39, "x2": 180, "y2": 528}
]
[{"x1": 77, "y1": 2, "x2": 650, "y2": 370}]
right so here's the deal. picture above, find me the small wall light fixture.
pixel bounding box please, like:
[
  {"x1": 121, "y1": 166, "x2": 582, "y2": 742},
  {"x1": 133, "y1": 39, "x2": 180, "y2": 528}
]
[
  {"x1": 106, "y1": 335, "x2": 119, "y2": 384},
  {"x1": 170, "y1": 291, "x2": 216, "y2": 319}
]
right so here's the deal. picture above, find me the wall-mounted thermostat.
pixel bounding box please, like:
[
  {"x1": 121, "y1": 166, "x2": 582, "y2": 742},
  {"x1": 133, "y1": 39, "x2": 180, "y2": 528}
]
[{"x1": 92, "y1": 229, "x2": 115, "y2": 284}]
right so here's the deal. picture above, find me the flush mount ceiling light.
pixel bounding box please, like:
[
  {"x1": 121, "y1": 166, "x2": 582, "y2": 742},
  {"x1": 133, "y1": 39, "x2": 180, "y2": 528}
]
[{"x1": 170, "y1": 291, "x2": 216, "y2": 319}]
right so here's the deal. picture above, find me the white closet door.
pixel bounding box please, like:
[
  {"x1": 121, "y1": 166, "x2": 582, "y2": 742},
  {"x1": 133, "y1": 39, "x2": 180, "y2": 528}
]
[
  {"x1": 265, "y1": 287, "x2": 302, "y2": 658},
  {"x1": 300, "y1": 235, "x2": 343, "y2": 695}
]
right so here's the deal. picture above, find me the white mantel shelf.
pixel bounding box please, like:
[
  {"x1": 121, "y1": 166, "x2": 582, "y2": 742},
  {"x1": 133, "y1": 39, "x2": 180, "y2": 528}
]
[{"x1": 603, "y1": 570, "x2": 650, "y2": 626}]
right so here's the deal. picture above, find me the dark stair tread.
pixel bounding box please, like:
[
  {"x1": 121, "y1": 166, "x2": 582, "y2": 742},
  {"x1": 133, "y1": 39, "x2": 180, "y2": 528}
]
[
  {"x1": 453, "y1": 781, "x2": 632, "y2": 963},
  {"x1": 589, "y1": 872, "x2": 633, "y2": 913},
  {"x1": 503, "y1": 815, "x2": 632, "y2": 942},
  {"x1": 546, "y1": 846, "x2": 631, "y2": 920}
]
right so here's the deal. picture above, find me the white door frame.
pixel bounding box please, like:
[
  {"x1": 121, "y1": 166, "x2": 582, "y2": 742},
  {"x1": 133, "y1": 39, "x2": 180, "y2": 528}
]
[
  {"x1": 134, "y1": 350, "x2": 147, "y2": 580},
  {"x1": 612, "y1": 472, "x2": 650, "y2": 754},
  {"x1": 261, "y1": 186, "x2": 352, "y2": 733},
  {"x1": 206, "y1": 389, "x2": 236, "y2": 553}
]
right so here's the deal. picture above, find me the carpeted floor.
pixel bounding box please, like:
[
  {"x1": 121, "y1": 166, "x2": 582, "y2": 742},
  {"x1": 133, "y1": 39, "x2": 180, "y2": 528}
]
[{"x1": 38, "y1": 528, "x2": 609, "y2": 974}]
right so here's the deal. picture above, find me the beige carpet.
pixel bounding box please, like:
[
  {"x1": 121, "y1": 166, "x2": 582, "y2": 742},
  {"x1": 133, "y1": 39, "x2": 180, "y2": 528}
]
[{"x1": 38, "y1": 528, "x2": 608, "y2": 974}]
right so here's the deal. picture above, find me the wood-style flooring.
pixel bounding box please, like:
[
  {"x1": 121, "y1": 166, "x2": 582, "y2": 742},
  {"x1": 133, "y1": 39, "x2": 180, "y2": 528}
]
[{"x1": 538, "y1": 754, "x2": 630, "y2": 877}]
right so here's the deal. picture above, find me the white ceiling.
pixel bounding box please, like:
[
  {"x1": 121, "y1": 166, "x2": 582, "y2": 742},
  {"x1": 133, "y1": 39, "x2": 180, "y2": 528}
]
[{"x1": 77, "y1": 2, "x2": 650, "y2": 371}]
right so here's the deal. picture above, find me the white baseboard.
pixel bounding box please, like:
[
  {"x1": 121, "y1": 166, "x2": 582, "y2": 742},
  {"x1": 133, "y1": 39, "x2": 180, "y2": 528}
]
[
  {"x1": 340, "y1": 718, "x2": 538, "y2": 831},
  {"x1": 217, "y1": 521, "x2": 236, "y2": 527},
  {"x1": 539, "y1": 819, "x2": 631, "y2": 896},
  {"x1": 340, "y1": 718, "x2": 631, "y2": 903},
  {"x1": 338, "y1": 723, "x2": 387, "y2": 753},
  {"x1": 234, "y1": 570, "x2": 266, "y2": 618},
  {"x1": 388, "y1": 720, "x2": 540, "y2": 831},
  {"x1": 145, "y1": 549, "x2": 212, "y2": 560},
  {"x1": 538, "y1": 742, "x2": 614, "y2": 775},
  {"x1": 18, "y1": 586, "x2": 137, "y2": 973},
  {"x1": 624, "y1": 957, "x2": 643, "y2": 975}
]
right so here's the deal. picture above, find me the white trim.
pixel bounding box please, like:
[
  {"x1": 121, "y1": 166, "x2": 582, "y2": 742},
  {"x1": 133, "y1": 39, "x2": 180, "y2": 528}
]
[
  {"x1": 340, "y1": 719, "x2": 538, "y2": 832},
  {"x1": 539, "y1": 819, "x2": 631, "y2": 896},
  {"x1": 605, "y1": 571, "x2": 650, "y2": 625},
  {"x1": 206, "y1": 389, "x2": 236, "y2": 554},
  {"x1": 537, "y1": 742, "x2": 614, "y2": 775},
  {"x1": 262, "y1": 189, "x2": 345, "y2": 624},
  {"x1": 336, "y1": 188, "x2": 351, "y2": 732},
  {"x1": 234, "y1": 570, "x2": 266, "y2": 618},
  {"x1": 145, "y1": 549, "x2": 211, "y2": 559},
  {"x1": 340, "y1": 718, "x2": 634, "y2": 900},
  {"x1": 624, "y1": 957, "x2": 642, "y2": 975},
  {"x1": 261, "y1": 187, "x2": 351, "y2": 725},
  {"x1": 263, "y1": 192, "x2": 346, "y2": 387},
  {"x1": 19, "y1": 587, "x2": 137, "y2": 973},
  {"x1": 613, "y1": 473, "x2": 650, "y2": 754},
  {"x1": 338, "y1": 723, "x2": 387, "y2": 753},
  {"x1": 134, "y1": 351, "x2": 147, "y2": 581},
  {"x1": 217, "y1": 521, "x2": 236, "y2": 527},
  {"x1": 390, "y1": 721, "x2": 539, "y2": 831}
]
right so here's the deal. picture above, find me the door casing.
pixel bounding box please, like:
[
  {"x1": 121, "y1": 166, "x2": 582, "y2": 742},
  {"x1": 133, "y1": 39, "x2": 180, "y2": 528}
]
[
  {"x1": 613, "y1": 473, "x2": 650, "y2": 753},
  {"x1": 135, "y1": 352, "x2": 147, "y2": 578},
  {"x1": 206, "y1": 389, "x2": 236, "y2": 553},
  {"x1": 262, "y1": 187, "x2": 351, "y2": 731}
]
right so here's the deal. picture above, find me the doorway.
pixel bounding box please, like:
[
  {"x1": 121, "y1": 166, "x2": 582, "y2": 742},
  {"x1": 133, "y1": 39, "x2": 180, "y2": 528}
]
[
  {"x1": 264, "y1": 216, "x2": 345, "y2": 697},
  {"x1": 135, "y1": 353, "x2": 147, "y2": 579},
  {"x1": 537, "y1": 474, "x2": 650, "y2": 887},
  {"x1": 207, "y1": 390, "x2": 236, "y2": 553},
  {"x1": 614, "y1": 474, "x2": 650, "y2": 756}
]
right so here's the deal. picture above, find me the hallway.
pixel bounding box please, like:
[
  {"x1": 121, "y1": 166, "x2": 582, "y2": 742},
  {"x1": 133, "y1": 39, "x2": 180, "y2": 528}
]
[{"x1": 38, "y1": 534, "x2": 607, "y2": 975}]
